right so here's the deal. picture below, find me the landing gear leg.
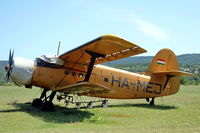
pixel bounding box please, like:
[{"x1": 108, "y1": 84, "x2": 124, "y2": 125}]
[
  {"x1": 48, "y1": 91, "x2": 56, "y2": 102},
  {"x1": 150, "y1": 97, "x2": 155, "y2": 106},
  {"x1": 32, "y1": 89, "x2": 47, "y2": 107},
  {"x1": 32, "y1": 89, "x2": 56, "y2": 111},
  {"x1": 41, "y1": 91, "x2": 56, "y2": 111},
  {"x1": 146, "y1": 98, "x2": 149, "y2": 102}
]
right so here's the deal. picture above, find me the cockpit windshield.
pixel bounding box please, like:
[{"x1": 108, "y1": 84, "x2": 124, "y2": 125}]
[{"x1": 36, "y1": 55, "x2": 64, "y2": 68}]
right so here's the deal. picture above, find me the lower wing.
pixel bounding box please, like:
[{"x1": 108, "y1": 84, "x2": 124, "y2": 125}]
[{"x1": 56, "y1": 81, "x2": 113, "y2": 96}]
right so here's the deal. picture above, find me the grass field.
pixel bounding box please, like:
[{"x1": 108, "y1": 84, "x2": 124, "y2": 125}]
[{"x1": 0, "y1": 85, "x2": 200, "y2": 133}]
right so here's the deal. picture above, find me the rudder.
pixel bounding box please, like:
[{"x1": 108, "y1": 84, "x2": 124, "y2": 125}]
[
  {"x1": 145, "y1": 48, "x2": 179, "y2": 76},
  {"x1": 145, "y1": 49, "x2": 181, "y2": 95}
]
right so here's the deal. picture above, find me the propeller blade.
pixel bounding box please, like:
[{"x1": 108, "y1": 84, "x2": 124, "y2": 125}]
[
  {"x1": 6, "y1": 70, "x2": 10, "y2": 82},
  {"x1": 6, "y1": 49, "x2": 14, "y2": 82},
  {"x1": 10, "y1": 50, "x2": 14, "y2": 73},
  {"x1": 9, "y1": 49, "x2": 11, "y2": 66}
]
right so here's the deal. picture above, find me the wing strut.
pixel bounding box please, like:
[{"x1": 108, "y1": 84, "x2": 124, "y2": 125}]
[{"x1": 84, "y1": 50, "x2": 105, "y2": 81}]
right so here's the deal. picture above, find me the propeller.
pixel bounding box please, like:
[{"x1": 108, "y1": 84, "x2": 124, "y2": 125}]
[{"x1": 5, "y1": 49, "x2": 14, "y2": 82}]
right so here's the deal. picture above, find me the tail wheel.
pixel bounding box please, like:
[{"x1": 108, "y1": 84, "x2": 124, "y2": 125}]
[{"x1": 150, "y1": 98, "x2": 155, "y2": 106}]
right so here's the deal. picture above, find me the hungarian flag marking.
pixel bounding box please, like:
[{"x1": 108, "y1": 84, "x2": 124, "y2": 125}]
[{"x1": 157, "y1": 59, "x2": 166, "y2": 65}]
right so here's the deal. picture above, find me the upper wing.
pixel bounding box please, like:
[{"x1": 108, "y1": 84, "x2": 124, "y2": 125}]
[{"x1": 59, "y1": 35, "x2": 147, "y2": 72}]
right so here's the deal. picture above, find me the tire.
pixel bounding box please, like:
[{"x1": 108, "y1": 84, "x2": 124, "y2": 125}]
[
  {"x1": 32, "y1": 98, "x2": 42, "y2": 107},
  {"x1": 150, "y1": 100, "x2": 154, "y2": 106},
  {"x1": 40, "y1": 101, "x2": 54, "y2": 111}
]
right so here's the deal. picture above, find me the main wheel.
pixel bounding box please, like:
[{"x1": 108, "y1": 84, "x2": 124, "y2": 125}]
[
  {"x1": 32, "y1": 98, "x2": 42, "y2": 107},
  {"x1": 40, "y1": 101, "x2": 54, "y2": 111}
]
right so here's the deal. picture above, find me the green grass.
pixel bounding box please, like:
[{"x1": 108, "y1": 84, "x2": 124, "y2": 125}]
[{"x1": 0, "y1": 85, "x2": 200, "y2": 133}]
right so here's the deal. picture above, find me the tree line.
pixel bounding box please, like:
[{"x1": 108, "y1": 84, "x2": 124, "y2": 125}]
[
  {"x1": 109, "y1": 63, "x2": 200, "y2": 85},
  {"x1": 0, "y1": 63, "x2": 200, "y2": 86}
]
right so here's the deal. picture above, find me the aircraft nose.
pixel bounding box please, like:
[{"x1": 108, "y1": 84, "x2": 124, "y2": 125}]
[
  {"x1": 4, "y1": 64, "x2": 8, "y2": 72},
  {"x1": 10, "y1": 57, "x2": 35, "y2": 85}
]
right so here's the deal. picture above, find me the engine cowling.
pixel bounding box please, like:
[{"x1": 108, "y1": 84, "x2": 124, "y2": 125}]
[{"x1": 10, "y1": 57, "x2": 34, "y2": 85}]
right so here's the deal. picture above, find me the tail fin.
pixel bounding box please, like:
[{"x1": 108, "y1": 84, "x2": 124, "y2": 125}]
[
  {"x1": 145, "y1": 49, "x2": 192, "y2": 95},
  {"x1": 145, "y1": 48, "x2": 192, "y2": 76}
]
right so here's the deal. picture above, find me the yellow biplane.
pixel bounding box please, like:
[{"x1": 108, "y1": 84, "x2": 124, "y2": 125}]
[{"x1": 5, "y1": 35, "x2": 192, "y2": 111}]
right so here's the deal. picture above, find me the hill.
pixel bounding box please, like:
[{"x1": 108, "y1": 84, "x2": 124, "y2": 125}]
[
  {"x1": 0, "y1": 54, "x2": 200, "y2": 85},
  {"x1": 0, "y1": 54, "x2": 200, "y2": 71},
  {"x1": 0, "y1": 61, "x2": 7, "y2": 72},
  {"x1": 0, "y1": 54, "x2": 199, "y2": 67},
  {"x1": 104, "y1": 53, "x2": 200, "y2": 65},
  {"x1": 0, "y1": 61, "x2": 7, "y2": 85}
]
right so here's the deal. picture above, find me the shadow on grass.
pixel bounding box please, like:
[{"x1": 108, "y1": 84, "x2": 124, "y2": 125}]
[
  {"x1": 0, "y1": 103, "x2": 94, "y2": 123},
  {"x1": 108, "y1": 103, "x2": 178, "y2": 110},
  {"x1": 0, "y1": 102, "x2": 177, "y2": 123}
]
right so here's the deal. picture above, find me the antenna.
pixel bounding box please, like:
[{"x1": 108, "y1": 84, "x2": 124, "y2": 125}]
[{"x1": 57, "y1": 41, "x2": 61, "y2": 56}]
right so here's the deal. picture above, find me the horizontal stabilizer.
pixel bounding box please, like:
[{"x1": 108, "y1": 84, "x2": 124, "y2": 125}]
[
  {"x1": 153, "y1": 71, "x2": 193, "y2": 76},
  {"x1": 56, "y1": 81, "x2": 112, "y2": 95}
]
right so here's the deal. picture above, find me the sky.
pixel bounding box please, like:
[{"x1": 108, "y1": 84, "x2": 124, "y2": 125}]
[{"x1": 0, "y1": 0, "x2": 200, "y2": 60}]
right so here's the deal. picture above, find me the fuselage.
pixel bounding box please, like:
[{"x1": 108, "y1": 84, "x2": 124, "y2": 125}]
[
  {"x1": 31, "y1": 63, "x2": 180, "y2": 99},
  {"x1": 8, "y1": 53, "x2": 180, "y2": 100}
]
